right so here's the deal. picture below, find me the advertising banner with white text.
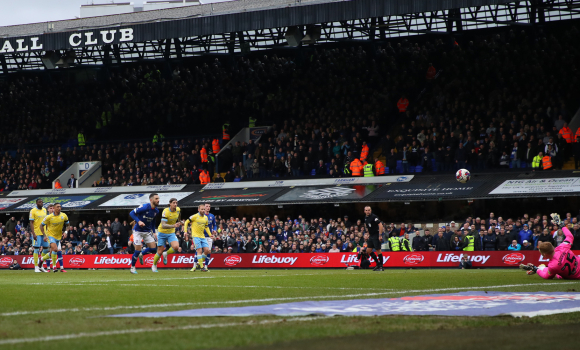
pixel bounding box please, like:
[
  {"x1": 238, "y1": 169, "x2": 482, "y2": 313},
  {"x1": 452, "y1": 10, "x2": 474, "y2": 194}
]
[
  {"x1": 9, "y1": 185, "x2": 187, "y2": 197},
  {"x1": 2, "y1": 251, "x2": 573, "y2": 269},
  {"x1": 202, "y1": 176, "x2": 413, "y2": 190},
  {"x1": 490, "y1": 178, "x2": 580, "y2": 194},
  {"x1": 98, "y1": 192, "x2": 193, "y2": 207}
]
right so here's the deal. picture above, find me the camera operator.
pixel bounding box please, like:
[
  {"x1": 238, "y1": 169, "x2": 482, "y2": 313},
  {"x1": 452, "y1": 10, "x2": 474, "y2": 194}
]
[
  {"x1": 9, "y1": 260, "x2": 22, "y2": 270},
  {"x1": 356, "y1": 247, "x2": 371, "y2": 269}
]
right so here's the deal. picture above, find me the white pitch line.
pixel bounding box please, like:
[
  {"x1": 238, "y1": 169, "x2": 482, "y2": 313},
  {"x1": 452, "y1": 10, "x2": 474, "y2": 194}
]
[
  {"x1": 21, "y1": 273, "x2": 320, "y2": 285},
  {"x1": 13, "y1": 270, "x2": 524, "y2": 286},
  {"x1": 0, "y1": 316, "x2": 324, "y2": 345},
  {"x1": 46, "y1": 282, "x2": 385, "y2": 291},
  {"x1": 3, "y1": 281, "x2": 577, "y2": 317}
]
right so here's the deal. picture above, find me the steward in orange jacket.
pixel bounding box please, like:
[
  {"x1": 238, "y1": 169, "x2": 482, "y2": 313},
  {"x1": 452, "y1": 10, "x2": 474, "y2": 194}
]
[
  {"x1": 374, "y1": 159, "x2": 385, "y2": 175},
  {"x1": 200, "y1": 170, "x2": 211, "y2": 184},
  {"x1": 360, "y1": 142, "x2": 370, "y2": 162},
  {"x1": 349, "y1": 158, "x2": 363, "y2": 176},
  {"x1": 212, "y1": 139, "x2": 221, "y2": 154},
  {"x1": 559, "y1": 124, "x2": 574, "y2": 143}
]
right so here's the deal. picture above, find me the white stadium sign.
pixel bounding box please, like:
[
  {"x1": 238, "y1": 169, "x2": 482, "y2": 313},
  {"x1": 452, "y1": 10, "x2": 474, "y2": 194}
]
[
  {"x1": 489, "y1": 177, "x2": 580, "y2": 194},
  {"x1": 98, "y1": 192, "x2": 193, "y2": 207}
]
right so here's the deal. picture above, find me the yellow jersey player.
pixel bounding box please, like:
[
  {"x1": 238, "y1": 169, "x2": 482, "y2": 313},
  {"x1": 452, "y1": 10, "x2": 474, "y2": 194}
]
[
  {"x1": 30, "y1": 198, "x2": 49, "y2": 273},
  {"x1": 197, "y1": 203, "x2": 217, "y2": 270},
  {"x1": 185, "y1": 204, "x2": 211, "y2": 272},
  {"x1": 40, "y1": 203, "x2": 70, "y2": 273},
  {"x1": 151, "y1": 198, "x2": 182, "y2": 272},
  {"x1": 38, "y1": 204, "x2": 56, "y2": 271}
]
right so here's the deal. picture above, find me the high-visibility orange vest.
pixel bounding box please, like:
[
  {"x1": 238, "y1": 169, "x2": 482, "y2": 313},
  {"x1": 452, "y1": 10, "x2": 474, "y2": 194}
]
[
  {"x1": 559, "y1": 127, "x2": 574, "y2": 143},
  {"x1": 350, "y1": 159, "x2": 363, "y2": 176},
  {"x1": 200, "y1": 170, "x2": 210, "y2": 185},
  {"x1": 542, "y1": 156, "x2": 552, "y2": 170},
  {"x1": 576, "y1": 127, "x2": 580, "y2": 142},
  {"x1": 212, "y1": 139, "x2": 221, "y2": 154},
  {"x1": 222, "y1": 130, "x2": 230, "y2": 141},
  {"x1": 360, "y1": 145, "x2": 369, "y2": 161},
  {"x1": 200, "y1": 147, "x2": 208, "y2": 163},
  {"x1": 397, "y1": 98, "x2": 409, "y2": 113},
  {"x1": 375, "y1": 160, "x2": 385, "y2": 175}
]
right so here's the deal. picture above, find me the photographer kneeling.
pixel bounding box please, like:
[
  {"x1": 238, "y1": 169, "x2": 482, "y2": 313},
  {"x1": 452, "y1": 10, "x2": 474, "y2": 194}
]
[
  {"x1": 458, "y1": 254, "x2": 472, "y2": 269},
  {"x1": 9, "y1": 260, "x2": 22, "y2": 270}
]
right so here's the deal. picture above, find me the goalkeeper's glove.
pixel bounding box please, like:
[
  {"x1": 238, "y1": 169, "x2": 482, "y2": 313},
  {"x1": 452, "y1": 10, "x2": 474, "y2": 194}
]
[{"x1": 550, "y1": 213, "x2": 562, "y2": 227}]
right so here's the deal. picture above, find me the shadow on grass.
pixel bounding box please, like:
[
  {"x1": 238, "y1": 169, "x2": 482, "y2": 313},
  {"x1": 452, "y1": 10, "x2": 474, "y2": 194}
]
[{"x1": 231, "y1": 322, "x2": 579, "y2": 350}]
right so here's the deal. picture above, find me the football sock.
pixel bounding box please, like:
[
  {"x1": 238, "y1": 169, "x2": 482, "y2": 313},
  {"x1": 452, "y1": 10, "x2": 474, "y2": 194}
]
[
  {"x1": 167, "y1": 247, "x2": 176, "y2": 254},
  {"x1": 33, "y1": 250, "x2": 39, "y2": 266},
  {"x1": 141, "y1": 247, "x2": 156, "y2": 255},
  {"x1": 51, "y1": 252, "x2": 58, "y2": 269},
  {"x1": 370, "y1": 252, "x2": 378, "y2": 265},
  {"x1": 131, "y1": 250, "x2": 141, "y2": 267},
  {"x1": 377, "y1": 253, "x2": 384, "y2": 267},
  {"x1": 153, "y1": 253, "x2": 161, "y2": 265},
  {"x1": 204, "y1": 253, "x2": 211, "y2": 266},
  {"x1": 57, "y1": 251, "x2": 64, "y2": 269}
]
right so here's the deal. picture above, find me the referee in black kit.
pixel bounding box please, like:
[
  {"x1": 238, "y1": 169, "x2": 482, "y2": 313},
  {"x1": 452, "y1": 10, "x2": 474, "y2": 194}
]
[{"x1": 364, "y1": 205, "x2": 384, "y2": 271}]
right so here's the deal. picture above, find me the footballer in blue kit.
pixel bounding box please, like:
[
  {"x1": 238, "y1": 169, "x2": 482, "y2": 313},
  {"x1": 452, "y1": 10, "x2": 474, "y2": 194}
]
[{"x1": 128, "y1": 193, "x2": 160, "y2": 274}]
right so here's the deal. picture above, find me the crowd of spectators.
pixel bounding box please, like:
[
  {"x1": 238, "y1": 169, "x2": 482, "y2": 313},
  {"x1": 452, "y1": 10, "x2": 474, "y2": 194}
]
[
  {"x1": 0, "y1": 216, "x2": 133, "y2": 256},
  {"x1": 408, "y1": 212, "x2": 580, "y2": 253},
  {"x1": 1, "y1": 24, "x2": 580, "y2": 190},
  {"x1": 2, "y1": 209, "x2": 580, "y2": 256}
]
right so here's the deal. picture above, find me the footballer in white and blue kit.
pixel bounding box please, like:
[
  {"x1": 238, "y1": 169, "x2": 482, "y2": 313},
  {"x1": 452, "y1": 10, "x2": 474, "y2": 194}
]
[{"x1": 128, "y1": 193, "x2": 160, "y2": 274}]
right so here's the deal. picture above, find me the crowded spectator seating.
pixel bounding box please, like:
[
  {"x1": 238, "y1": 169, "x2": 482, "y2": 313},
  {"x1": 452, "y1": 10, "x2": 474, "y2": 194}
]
[
  {"x1": 1, "y1": 25, "x2": 580, "y2": 190},
  {"x1": 2, "y1": 210, "x2": 580, "y2": 256}
]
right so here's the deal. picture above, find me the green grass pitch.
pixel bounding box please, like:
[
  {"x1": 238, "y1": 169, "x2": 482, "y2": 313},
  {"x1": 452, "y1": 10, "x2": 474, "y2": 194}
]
[{"x1": 1, "y1": 269, "x2": 579, "y2": 350}]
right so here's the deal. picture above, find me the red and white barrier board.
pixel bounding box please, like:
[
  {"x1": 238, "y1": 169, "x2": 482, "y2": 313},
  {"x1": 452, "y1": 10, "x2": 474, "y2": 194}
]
[{"x1": 2, "y1": 251, "x2": 578, "y2": 269}]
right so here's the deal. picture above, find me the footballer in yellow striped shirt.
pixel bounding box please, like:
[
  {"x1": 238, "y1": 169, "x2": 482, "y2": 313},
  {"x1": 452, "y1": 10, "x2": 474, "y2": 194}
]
[
  {"x1": 30, "y1": 198, "x2": 49, "y2": 273},
  {"x1": 151, "y1": 198, "x2": 182, "y2": 272},
  {"x1": 40, "y1": 203, "x2": 70, "y2": 273},
  {"x1": 185, "y1": 204, "x2": 211, "y2": 272}
]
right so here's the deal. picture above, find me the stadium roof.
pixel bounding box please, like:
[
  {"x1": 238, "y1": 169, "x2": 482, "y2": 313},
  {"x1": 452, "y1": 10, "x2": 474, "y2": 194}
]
[
  {"x1": 1, "y1": 0, "x2": 355, "y2": 38},
  {"x1": 0, "y1": 0, "x2": 523, "y2": 47},
  {"x1": 0, "y1": 0, "x2": 578, "y2": 73}
]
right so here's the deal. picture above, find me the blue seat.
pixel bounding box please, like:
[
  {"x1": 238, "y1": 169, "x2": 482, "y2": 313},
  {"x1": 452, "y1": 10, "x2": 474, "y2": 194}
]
[
  {"x1": 415, "y1": 166, "x2": 423, "y2": 173},
  {"x1": 310, "y1": 169, "x2": 316, "y2": 176},
  {"x1": 408, "y1": 166, "x2": 416, "y2": 172},
  {"x1": 509, "y1": 160, "x2": 513, "y2": 168},
  {"x1": 396, "y1": 160, "x2": 403, "y2": 174},
  {"x1": 431, "y1": 159, "x2": 437, "y2": 171},
  {"x1": 385, "y1": 167, "x2": 390, "y2": 174},
  {"x1": 234, "y1": 178, "x2": 241, "y2": 182}
]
